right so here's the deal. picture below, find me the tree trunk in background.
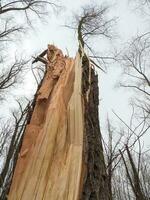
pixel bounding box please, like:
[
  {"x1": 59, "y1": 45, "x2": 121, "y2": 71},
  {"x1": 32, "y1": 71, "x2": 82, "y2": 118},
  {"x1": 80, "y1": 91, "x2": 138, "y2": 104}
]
[{"x1": 8, "y1": 45, "x2": 109, "y2": 200}]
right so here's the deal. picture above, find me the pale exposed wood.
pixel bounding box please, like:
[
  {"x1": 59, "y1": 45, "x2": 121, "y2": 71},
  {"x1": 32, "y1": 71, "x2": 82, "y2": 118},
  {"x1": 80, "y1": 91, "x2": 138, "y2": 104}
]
[{"x1": 8, "y1": 46, "x2": 85, "y2": 200}]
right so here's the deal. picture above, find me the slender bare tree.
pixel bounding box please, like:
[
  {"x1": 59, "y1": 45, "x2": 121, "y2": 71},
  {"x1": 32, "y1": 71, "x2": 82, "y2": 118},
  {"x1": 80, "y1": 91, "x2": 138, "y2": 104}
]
[
  {"x1": 0, "y1": 100, "x2": 32, "y2": 199},
  {"x1": 65, "y1": 4, "x2": 116, "y2": 72},
  {"x1": 116, "y1": 33, "x2": 150, "y2": 137}
]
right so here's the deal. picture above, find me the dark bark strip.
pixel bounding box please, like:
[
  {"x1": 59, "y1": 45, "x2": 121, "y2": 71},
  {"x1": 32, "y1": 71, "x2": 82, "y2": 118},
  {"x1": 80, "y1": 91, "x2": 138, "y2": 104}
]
[{"x1": 81, "y1": 55, "x2": 110, "y2": 200}]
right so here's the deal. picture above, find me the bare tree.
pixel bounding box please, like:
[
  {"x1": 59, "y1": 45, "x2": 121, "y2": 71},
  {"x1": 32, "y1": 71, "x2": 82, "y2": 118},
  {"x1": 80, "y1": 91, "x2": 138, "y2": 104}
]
[
  {"x1": 104, "y1": 123, "x2": 150, "y2": 200},
  {"x1": 0, "y1": 100, "x2": 32, "y2": 199},
  {"x1": 0, "y1": 0, "x2": 58, "y2": 15},
  {"x1": 0, "y1": 17, "x2": 24, "y2": 43},
  {"x1": 99, "y1": 2, "x2": 150, "y2": 199},
  {"x1": 0, "y1": 121, "x2": 14, "y2": 160},
  {"x1": 0, "y1": 0, "x2": 59, "y2": 92},
  {"x1": 102, "y1": 105, "x2": 150, "y2": 199},
  {"x1": 119, "y1": 34, "x2": 150, "y2": 95},
  {"x1": 130, "y1": 0, "x2": 150, "y2": 15},
  {"x1": 65, "y1": 4, "x2": 116, "y2": 72},
  {"x1": 117, "y1": 33, "x2": 150, "y2": 130},
  {"x1": 0, "y1": 58, "x2": 30, "y2": 99},
  {"x1": 116, "y1": 140, "x2": 150, "y2": 200}
]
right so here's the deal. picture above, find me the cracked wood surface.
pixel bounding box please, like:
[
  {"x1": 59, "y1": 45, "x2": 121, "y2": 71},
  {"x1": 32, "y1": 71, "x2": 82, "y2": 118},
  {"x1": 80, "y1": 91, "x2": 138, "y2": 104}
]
[
  {"x1": 8, "y1": 45, "x2": 109, "y2": 200},
  {"x1": 8, "y1": 45, "x2": 85, "y2": 200}
]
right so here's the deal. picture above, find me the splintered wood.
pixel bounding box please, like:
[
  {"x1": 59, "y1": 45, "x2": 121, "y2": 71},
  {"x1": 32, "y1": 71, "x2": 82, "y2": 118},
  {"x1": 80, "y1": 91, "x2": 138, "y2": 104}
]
[{"x1": 8, "y1": 45, "x2": 85, "y2": 200}]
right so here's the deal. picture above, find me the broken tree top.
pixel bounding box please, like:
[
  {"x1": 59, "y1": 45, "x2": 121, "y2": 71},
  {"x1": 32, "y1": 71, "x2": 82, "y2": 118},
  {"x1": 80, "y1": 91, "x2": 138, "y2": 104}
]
[
  {"x1": 9, "y1": 44, "x2": 84, "y2": 200},
  {"x1": 8, "y1": 45, "x2": 108, "y2": 200}
]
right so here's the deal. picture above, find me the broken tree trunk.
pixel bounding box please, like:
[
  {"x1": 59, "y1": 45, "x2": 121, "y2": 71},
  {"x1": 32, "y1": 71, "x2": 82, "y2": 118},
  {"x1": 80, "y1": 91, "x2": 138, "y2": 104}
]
[{"x1": 8, "y1": 45, "x2": 109, "y2": 200}]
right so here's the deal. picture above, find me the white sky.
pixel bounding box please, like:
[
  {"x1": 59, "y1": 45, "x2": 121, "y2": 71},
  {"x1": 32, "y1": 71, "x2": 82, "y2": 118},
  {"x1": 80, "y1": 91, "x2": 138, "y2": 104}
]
[
  {"x1": 19, "y1": 0, "x2": 146, "y2": 120},
  {"x1": 2, "y1": 0, "x2": 150, "y2": 148}
]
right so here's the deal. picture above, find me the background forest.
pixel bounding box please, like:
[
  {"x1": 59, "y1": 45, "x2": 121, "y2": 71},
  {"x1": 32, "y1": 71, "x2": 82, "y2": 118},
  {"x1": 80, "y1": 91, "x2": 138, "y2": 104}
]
[{"x1": 0, "y1": 0, "x2": 150, "y2": 199}]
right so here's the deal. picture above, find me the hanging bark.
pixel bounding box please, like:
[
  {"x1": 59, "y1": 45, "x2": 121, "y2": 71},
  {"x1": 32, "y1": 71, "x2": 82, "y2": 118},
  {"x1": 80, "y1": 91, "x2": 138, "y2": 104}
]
[{"x1": 8, "y1": 44, "x2": 109, "y2": 200}]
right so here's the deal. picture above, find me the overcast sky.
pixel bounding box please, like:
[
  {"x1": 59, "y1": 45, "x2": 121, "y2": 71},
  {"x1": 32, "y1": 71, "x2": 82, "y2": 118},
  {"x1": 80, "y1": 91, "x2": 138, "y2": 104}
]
[
  {"x1": 2, "y1": 0, "x2": 149, "y2": 147},
  {"x1": 20, "y1": 0, "x2": 147, "y2": 119}
]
